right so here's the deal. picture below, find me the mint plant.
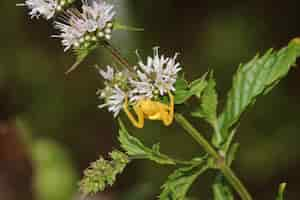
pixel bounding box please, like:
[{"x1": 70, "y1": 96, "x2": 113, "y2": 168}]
[{"x1": 18, "y1": 0, "x2": 300, "y2": 199}]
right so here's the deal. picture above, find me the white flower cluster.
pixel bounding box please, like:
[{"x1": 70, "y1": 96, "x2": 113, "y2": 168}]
[
  {"x1": 130, "y1": 47, "x2": 181, "y2": 101},
  {"x1": 53, "y1": 0, "x2": 115, "y2": 51},
  {"x1": 17, "y1": 0, "x2": 74, "y2": 19},
  {"x1": 98, "y1": 48, "x2": 181, "y2": 117},
  {"x1": 97, "y1": 66, "x2": 129, "y2": 117},
  {"x1": 18, "y1": 0, "x2": 116, "y2": 51}
]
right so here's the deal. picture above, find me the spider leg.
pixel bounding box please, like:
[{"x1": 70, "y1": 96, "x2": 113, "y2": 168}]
[
  {"x1": 123, "y1": 96, "x2": 145, "y2": 128},
  {"x1": 167, "y1": 90, "x2": 174, "y2": 117},
  {"x1": 162, "y1": 91, "x2": 174, "y2": 126}
]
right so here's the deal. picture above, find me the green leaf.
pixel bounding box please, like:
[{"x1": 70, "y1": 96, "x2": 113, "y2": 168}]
[
  {"x1": 220, "y1": 128, "x2": 237, "y2": 155},
  {"x1": 191, "y1": 72, "x2": 222, "y2": 146},
  {"x1": 174, "y1": 74, "x2": 208, "y2": 104},
  {"x1": 276, "y1": 183, "x2": 287, "y2": 200},
  {"x1": 218, "y1": 39, "x2": 300, "y2": 141},
  {"x1": 159, "y1": 161, "x2": 208, "y2": 200},
  {"x1": 118, "y1": 119, "x2": 176, "y2": 165},
  {"x1": 194, "y1": 72, "x2": 218, "y2": 124},
  {"x1": 114, "y1": 21, "x2": 144, "y2": 31},
  {"x1": 213, "y1": 175, "x2": 234, "y2": 200},
  {"x1": 226, "y1": 142, "x2": 239, "y2": 166},
  {"x1": 174, "y1": 77, "x2": 191, "y2": 104},
  {"x1": 174, "y1": 90, "x2": 192, "y2": 104},
  {"x1": 176, "y1": 77, "x2": 189, "y2": 90},
  {"x1": 189, "y1": 72, "x2": 208, "y2": 98}
]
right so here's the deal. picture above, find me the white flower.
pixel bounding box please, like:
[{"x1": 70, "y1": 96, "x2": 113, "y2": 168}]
[
  {"x1": 99, "y1": 65, "x2": 114, "y2": 81},
  {"x1": 53, "y1": 0, "x2": 116, "y2": 51},
  {"x1": 82, "y1": 0, "x2": 116, "y2": 31},
  {"x1": 129, "y1": 70, "x2": 155, "y2": 101},
  {"x1": 98, "y1": 86, "x2": 125, "y2": 118},
  {"x1": 130, "y1": 47, "x2": 181, "y2": 100},
  {"x1": 18, "y1": 0, "x2": 58, "y2": 19},
  {"x1": 53, "y1": 10, "x2": 88, "y2": 51},
  {"x1": 97, "y1": 66, "x2": 131, "y2": 117}
]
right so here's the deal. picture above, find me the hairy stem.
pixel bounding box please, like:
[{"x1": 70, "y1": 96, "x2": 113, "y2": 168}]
[
  {"x1": 103, "y1": 41, "x2": 132, "y2": 69},
  {"x1": 129, "y1": 154, "x2": 203, "y2": 165},
  {"x1": 175, "y1": 113, "x2": 252, "y2": 200}
]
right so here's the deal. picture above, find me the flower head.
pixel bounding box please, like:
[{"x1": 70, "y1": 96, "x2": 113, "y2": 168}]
[
  {"x1": 98, "y1": 86, "x2": 126, "y2": 118},
  {"x1": 96, "y1": 48, "x2": 181, "y2": 118},
  {"x1": 53, "y1": 0, "x2": 115, "y2": 51},
  {"x1": 130, "y1": 47, "x2": 181, "y2": 100},
  {"x1": 97, "y1": 66, "x2": 130, "y2": 117},
  {"x1": 18, "y1": 0, "x2": 58, "y2": 19},
  {"x1": 82, "y1": 0, "x2": 116, "y2": 31},
  {"x1": 17, "y1": 0, "x2": 75, "y2": 20}
]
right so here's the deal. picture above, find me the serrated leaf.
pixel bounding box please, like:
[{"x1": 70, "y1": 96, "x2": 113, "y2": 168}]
[
  {"x1": 191, "y1": 72, "x2": 222, "y2": 146},
  {"x1": 276, "y1": 183, "x2": 287, "y2": 200},
  {"x1": 118, "y1": 119, "x2": 176, "y2": 165},
  {"x1": 176, "y1": 77, "x2": 189, "y2": 90},
  {"x1": 189, "y1": 72, "x2": 208, "y2": 98},
  {"x1": 213, "y1": 175, "x2": 234, "y2": 200},
  {"x1": 218, "y1": 39, "x2": 300, "y2": 141},
  {"x1": 159, "y1": 161, "x2": 208, "y2": 200},
  {"x1": 174, "y1": 77, "x2": 191, "y2": 104},
  {"x1": 193, "y1": 72, "x2": 218, "y2": 124},
  {"x1": 174, "y1": 74, "x2": 208, "y2": 104},
  {"x1": 174, "y1": 90, "x2": 192, "y2": 104}
]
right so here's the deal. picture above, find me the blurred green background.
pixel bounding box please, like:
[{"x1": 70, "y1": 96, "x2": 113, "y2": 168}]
[{"x1": 1, "y1": 0, "x2": 300, "y2": 199}]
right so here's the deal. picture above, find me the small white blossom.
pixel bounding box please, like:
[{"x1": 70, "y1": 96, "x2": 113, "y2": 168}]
[
  {"x1": 97, "y1": 66, "x2": 130, "y2": 117},
  {"x1": 99, "y1": 65, "x2": 114, "y2": 81},
  {"x1": 18, "y1": 0, "x2": 58, "y2": 19},
  {"x1": 130, "y1": 47, "x2": 181, "y2": 100},
  {"x1": 53, "y1": 0, "x2": 116, "y2": 51},
  {"x1": 82, "y1": 0, "x2": 116, "y2": 31},
  {"x1": 98, "y1": 86, "x2": 125, "y2": 118},
  {"x1": 129, "y1": 70, "x2": 155, "y2": 101},
  {"x1": 53, "y1": 9, "x2": 88, "y2": 51}
]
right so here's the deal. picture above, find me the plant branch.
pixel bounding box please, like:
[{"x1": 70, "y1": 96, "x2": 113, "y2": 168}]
[
  {"x1": 104, "y1": 42, "x2": 252, "y2": 200},
  {"x1": 129, "y1": 154, "x2": 204, "y2": 165},
  {"x1": 102, "y1": 41, "x2": 132, "y2": 69},
  {"x1": 175, "y1": 113, "x2": 252, "y2": 200}
]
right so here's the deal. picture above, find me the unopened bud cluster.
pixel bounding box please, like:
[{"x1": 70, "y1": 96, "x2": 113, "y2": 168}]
[
  {"x1": 73, "y1": 22, "x2": 113, "y2": 50},
  {"x1": 55, "y1": 0, "x2": 74, "y2": 12},
  {"x1": 79, "y1": 150, "x2": 129, "y2": 195}
]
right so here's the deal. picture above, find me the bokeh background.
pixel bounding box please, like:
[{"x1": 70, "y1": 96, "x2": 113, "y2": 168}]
[{"x1": 1, "y1": 0, "x2": 300, "y2": 199}]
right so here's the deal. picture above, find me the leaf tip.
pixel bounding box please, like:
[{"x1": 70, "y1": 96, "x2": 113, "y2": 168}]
[
  {"x1": 291, "y1": 37, "x2": 300, "y2": 44},
  {"x1": 65, "y1": 62, "x2": 80, "y2": 75},
  {"x1": 279, "y1": 182, "x2": 287, "y2": 192}
]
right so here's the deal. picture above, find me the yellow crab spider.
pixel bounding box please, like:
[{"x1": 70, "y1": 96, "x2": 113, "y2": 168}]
[{"x1": 123, "y1": 91, "x2": 174, "y2": 128}]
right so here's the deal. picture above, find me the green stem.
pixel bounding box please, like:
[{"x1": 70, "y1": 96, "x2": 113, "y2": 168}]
[
  {"x1": 172, "y1": 158, "x2": 204, "y2": 165},
  {"x1": 175, "y1": 113, "x2": 252, "y2": 200},
  {"x1": 129, "y1": 154, "x2": 204, "y2": 166},
  {"x1": 220, "y1": 164, "x2": 252, "y2": 200}
]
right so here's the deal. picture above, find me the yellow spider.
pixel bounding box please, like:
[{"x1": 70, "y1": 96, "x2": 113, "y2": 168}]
[{"x1": 123, "y1": 91, "x2": 174, "y2": 128}]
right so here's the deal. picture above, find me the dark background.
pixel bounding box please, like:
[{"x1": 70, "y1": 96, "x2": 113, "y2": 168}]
[{"x1": 1, "y1": 0, "x2": 300, "y2": 199}]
